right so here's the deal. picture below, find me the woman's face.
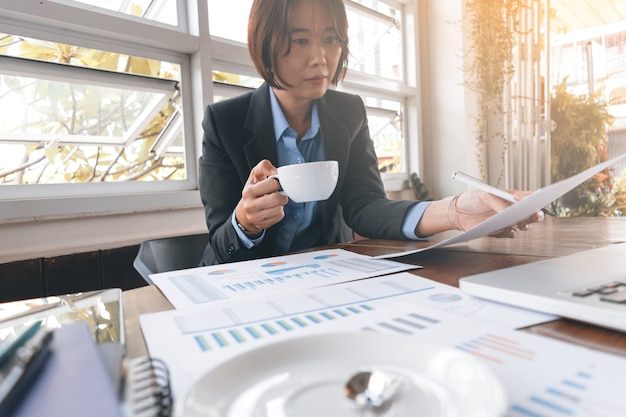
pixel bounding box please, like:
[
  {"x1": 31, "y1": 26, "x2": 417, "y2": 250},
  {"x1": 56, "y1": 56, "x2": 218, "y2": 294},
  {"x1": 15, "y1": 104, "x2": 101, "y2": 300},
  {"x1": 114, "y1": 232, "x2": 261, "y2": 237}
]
[{"x1": 274, "y1": 0, "x2": 342, "y2": 102}]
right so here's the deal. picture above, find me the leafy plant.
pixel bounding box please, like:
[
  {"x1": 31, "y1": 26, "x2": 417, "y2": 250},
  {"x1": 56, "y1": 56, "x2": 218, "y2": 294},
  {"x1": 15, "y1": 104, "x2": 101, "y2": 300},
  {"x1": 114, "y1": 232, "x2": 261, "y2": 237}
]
[
  {"x1": 409, "y1": 173, "x2": 431, "y2": 201},
  {"x1": 548, "y1": 78, "x2": 626, "y2": 217},
  {"x1": 550, "y1": 78, "x2": 613, "y2": 183},
  {"x1": 549, "y1": 77, "x2": 624, "y2": 216}
]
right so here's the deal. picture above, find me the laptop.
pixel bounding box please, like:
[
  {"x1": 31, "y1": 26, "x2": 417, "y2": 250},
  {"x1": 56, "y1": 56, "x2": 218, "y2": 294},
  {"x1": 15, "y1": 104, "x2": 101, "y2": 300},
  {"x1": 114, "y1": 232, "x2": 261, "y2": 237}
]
[{"x1": 459, "y1": 242, "x2": 626, "y2": 332}]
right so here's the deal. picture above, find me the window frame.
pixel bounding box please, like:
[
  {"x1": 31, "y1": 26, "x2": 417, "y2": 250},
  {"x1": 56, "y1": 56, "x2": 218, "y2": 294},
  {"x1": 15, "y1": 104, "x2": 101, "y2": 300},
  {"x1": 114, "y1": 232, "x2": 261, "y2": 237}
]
[{"x1": 0, "y1": 0, "x2": 208, "y2": 223}]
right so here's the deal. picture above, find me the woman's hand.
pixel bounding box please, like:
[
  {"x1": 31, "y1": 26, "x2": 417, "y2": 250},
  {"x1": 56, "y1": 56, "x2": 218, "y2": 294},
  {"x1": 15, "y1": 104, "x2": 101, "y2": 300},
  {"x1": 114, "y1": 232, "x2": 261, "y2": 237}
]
[
  {"x1": 234, "y1": 160, "x2": 289, "y2": 234},
  {"x1": 448, "y1": 190, "x2": 544, "y2": 238}
]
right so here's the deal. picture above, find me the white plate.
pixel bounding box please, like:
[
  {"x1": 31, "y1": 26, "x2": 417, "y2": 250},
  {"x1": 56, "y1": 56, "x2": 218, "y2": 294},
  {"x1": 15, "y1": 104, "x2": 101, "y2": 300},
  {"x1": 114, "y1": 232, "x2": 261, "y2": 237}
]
[{"x1": 175, "y1": 331, "x2": 507, "y2": 417}]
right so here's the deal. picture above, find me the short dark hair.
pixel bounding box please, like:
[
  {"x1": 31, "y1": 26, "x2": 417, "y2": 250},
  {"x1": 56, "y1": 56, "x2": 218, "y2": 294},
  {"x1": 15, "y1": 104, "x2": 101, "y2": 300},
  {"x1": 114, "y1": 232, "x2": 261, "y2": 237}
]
[{"x1": 247, "y1": 0, "x2": 349, "y2": 89}]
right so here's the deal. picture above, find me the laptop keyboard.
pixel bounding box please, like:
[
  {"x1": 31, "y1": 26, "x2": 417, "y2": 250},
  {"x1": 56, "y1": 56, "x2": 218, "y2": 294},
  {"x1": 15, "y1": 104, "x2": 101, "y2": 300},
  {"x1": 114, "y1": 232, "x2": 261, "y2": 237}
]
[{"x1": 572, "y1": 278, "x2": 626, "y2": 304}]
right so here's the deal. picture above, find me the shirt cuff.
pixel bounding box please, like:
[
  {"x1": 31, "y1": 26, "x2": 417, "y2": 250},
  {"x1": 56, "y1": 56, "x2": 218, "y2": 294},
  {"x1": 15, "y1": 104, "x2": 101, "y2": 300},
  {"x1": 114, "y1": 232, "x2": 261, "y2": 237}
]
[
  {"x1": 402, "y1": 201, "x2": 432, "y2": 240},
  {"x1": 231, "y1": 211, "x2": 265, "y2": 248}
]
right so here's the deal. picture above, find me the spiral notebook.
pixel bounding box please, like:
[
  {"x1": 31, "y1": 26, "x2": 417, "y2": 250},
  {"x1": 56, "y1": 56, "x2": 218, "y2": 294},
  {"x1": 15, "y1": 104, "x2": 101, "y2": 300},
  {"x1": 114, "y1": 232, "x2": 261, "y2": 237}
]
[
  {"x1": 3, "y1": 321, "x2": 173, "y2": 417},
  {"x1": 123, "y1": 356, "x2": 173, "y2": 417}
]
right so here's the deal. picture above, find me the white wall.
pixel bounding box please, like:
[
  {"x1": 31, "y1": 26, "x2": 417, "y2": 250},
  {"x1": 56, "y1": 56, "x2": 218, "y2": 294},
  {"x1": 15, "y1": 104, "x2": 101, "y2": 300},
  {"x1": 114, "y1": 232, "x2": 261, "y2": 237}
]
[
  {"x1": 0, "y1": 207, "x2": 207, "y2": 264},
  {"x1": 419, "y1": 0, "x2": 477, "y2": 200}
]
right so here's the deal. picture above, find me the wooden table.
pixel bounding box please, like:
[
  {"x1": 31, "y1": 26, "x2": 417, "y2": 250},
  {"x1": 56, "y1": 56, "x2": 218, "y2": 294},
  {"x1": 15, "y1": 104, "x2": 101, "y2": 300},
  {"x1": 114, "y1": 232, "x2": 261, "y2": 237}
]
[{"x1": 123, "y1": 216, "x2": 626, "y2": 359}]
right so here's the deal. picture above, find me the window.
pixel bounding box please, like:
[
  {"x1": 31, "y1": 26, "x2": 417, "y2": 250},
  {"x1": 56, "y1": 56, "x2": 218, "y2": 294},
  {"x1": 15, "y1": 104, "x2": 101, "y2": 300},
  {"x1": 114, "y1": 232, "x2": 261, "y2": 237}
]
[
  {"x1": 0, "y1": 47, "x2": 182, "y2": 191},
  {"x1": 0, "y1": 0, "x2": 419, "y2": 224},
  {"x1": 0, "y1": 0, "x2": 201, "y2": 221},
  {"x1": 343, "y1": 0, "x2": 410, "y2": 177},
  {"x1": 207, "y1": 0, "x2": 418, "y2": 182}
]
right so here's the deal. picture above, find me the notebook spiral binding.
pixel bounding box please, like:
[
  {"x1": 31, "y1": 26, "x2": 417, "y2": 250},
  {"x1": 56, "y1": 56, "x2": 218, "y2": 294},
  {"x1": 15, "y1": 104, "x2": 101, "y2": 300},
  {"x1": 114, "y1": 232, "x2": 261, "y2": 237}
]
[{"x1": 123, "y1": 356, "x2": 173, "y2": 417}]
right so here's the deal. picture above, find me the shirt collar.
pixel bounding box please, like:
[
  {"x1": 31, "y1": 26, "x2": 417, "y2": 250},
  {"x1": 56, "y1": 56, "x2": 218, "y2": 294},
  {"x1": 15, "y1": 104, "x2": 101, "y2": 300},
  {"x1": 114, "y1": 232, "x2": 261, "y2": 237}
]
[{"x1": 269, "y1": 87, "x2": 320, "y2": 143}]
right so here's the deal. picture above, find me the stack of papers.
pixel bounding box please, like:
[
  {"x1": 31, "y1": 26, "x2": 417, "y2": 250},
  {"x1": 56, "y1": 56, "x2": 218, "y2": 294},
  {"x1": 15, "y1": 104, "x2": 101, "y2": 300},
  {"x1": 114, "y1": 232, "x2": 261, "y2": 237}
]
[
  {"x1": 142, "y1": 263, "x2": 626, "y2": 416},
  {"x1": 140, "y1": 154, "x2": 626, "y2": 416}
]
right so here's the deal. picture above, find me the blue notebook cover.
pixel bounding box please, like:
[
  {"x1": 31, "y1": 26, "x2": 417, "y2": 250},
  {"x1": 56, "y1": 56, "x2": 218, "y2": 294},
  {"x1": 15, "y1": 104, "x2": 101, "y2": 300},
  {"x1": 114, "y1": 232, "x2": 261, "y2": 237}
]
[{"x1": 11, "y1": 321, "x2": 124, "y2": 417}]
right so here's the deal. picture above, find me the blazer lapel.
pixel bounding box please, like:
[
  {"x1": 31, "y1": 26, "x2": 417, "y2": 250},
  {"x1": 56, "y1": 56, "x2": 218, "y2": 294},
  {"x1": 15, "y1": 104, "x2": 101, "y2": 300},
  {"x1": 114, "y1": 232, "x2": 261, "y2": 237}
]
[
  {"x1": 317, "y1": 94, "x2": 351, "y2": 236},
  {"x1": 243, "y1": 84, "x2": 279, "y2": 166},
  {"x1": 317, "y1": 95, "x2": 350, "y2": 173}
]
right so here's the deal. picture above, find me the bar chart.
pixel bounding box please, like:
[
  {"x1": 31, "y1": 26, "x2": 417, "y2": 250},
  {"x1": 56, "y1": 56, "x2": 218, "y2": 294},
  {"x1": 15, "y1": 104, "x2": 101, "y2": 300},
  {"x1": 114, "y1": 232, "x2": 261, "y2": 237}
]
[
  {"x1": 359, "y1": 305, "x2": 626, "y2": 417},
  {"x1": 192, "y1": 303, "x2": 377, "y2": 352},
  {"x1": 170, "y1": 273, "x2": 438, "y2": 335},
  {"x1": 152, "y1": 249, "x2": 416, "y2": 309}
]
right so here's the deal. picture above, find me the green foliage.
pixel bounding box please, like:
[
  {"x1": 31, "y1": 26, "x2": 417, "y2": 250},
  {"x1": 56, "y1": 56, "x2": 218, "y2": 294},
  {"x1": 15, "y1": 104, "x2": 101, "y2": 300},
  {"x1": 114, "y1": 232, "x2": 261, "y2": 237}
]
[
  {"x1": 570, "y1": 191, "x2": 617, "y2": 217},
  {"x1": 552, "y1": 185, "x2": 625, "y2": 218},
  {"x1": 550, "y1": 78, "x2": 613, "y2": 182},
  {"x1": 549, "y1": 78, "x2": 626, "y2": 217},
  {"x1": 409, "y1": 173, "x2": 431, "y2": 201}
]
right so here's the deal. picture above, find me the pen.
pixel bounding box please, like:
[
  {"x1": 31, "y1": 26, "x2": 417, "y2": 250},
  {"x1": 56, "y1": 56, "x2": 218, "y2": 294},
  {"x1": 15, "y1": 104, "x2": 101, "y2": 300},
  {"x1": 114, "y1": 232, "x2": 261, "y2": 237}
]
[
  {"x1": 452, "y1": 171, "x2": 557, "y2": 217},
  {"x1": 452, "y1": 171, "x2": 517, "y2": 203},
  {"x1": 0, "y1": 321, "x2": 43, "y2": 368},
  {"x1": 0, "y1": 324, "x2": 53, "y2": 415}
]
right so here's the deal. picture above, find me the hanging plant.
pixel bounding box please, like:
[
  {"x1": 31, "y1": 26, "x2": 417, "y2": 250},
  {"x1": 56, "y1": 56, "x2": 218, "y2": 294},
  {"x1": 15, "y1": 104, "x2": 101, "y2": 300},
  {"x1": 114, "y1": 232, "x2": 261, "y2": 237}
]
[{"x1": 464, "y1": 0, "x2": 522, "y2": 182}]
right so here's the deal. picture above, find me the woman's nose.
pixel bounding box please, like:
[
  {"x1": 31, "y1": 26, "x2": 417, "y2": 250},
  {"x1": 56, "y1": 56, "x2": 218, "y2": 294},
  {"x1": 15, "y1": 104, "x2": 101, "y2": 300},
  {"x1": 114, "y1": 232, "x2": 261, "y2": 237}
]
[{"x1": 310, "y1": 40, "x2": 327, "y2": 66}]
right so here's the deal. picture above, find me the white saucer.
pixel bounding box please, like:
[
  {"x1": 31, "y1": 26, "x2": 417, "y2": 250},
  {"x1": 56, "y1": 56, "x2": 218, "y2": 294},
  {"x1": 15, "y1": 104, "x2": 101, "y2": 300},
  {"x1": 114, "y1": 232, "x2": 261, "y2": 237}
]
[{"x1": 175, "y1": 331, "x2": 507, "y2": 417}]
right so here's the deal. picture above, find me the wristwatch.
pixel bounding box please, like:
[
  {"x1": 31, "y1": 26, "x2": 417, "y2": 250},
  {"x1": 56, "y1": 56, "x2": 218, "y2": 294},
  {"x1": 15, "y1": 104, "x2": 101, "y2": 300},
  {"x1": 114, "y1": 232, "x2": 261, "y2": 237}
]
[{"x1": 236, "y1": 221, "x2": 263, "y2": 239}]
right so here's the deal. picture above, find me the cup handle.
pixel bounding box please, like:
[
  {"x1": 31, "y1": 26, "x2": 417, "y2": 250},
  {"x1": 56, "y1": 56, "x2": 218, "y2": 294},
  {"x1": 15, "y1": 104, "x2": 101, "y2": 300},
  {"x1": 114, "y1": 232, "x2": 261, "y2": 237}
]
[{"x1": 267, "y1": 174, "x2": 287, "y2": 196}]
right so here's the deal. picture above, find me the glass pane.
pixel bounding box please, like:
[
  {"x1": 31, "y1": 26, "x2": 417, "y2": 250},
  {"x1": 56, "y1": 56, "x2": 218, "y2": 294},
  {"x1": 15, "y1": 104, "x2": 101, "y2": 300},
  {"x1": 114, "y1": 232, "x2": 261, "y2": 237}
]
[
  {"x1": 52, "y1": 0, "x2": 179, "y2": 27},
  {"x1": 207, "y1": 0, "x2": 253, "y2": 42},
  {"x1": 1, "y1": 76, "x2": 168, "y2": 146},
  {"x1": 363, "y1": 97, "x2": 403, "y2": 173},
  {"x1": 0, "y1": 35, "x2": 186, "y2": 185},
  {"x1": 212, "y1": 71, "x2": 263, "y2": 89},
  {"x1": 346, "y1": 1, "x2": 403, "y2": 81}
]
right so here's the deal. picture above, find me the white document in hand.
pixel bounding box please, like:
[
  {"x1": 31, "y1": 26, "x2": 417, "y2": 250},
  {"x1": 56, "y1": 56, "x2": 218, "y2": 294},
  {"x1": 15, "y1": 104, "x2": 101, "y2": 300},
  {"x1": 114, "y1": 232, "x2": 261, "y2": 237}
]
[{"x1": 377, "y1": 153, "x2": 626, "y2": 259}]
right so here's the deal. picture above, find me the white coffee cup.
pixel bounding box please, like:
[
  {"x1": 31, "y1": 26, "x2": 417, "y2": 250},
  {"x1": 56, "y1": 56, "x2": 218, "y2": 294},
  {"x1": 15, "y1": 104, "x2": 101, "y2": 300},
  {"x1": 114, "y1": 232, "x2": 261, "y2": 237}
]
[{"x1": 269, "y1": 161, "x2": 339, "y2": 203}]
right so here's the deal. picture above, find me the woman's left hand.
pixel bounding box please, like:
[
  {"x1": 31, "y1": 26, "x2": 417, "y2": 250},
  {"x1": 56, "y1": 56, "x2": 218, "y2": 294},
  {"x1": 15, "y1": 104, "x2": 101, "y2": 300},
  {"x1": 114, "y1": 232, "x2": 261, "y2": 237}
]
[{"x1": 449, "y1": 190, "x2": 544, "y2": 238}]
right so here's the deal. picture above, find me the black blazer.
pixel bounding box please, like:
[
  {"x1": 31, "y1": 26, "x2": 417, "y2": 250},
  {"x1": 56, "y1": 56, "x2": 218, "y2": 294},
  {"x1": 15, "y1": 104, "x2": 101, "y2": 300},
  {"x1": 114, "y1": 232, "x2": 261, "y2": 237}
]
[{"x1": 198, "y1": 83, "x2": 417, "y2": 265}]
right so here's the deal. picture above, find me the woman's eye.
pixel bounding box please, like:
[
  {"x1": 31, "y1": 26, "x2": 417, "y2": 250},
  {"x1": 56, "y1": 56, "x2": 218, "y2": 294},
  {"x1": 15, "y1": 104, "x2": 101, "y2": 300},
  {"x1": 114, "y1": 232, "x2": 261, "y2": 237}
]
[
  {"x1": 324, "y1": 36, "x2": 338, "y2": 44},
  {"x1": 292, "y1": 38, "x2": 308, "y2": 45}
]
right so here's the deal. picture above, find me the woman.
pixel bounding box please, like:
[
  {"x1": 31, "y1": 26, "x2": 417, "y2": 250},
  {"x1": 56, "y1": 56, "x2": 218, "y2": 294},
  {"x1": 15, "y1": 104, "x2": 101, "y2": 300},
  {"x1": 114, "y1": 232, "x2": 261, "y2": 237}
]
[{"x1": 198, "y1": 0, "x2": 541, "y2": 265}]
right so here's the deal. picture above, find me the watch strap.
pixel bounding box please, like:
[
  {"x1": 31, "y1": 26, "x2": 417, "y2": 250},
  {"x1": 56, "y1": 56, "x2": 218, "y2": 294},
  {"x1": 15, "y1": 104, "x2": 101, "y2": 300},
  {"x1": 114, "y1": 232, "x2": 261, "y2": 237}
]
[{"x1": 236, "y1": 221, "x2": 263, "y2": 239}]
